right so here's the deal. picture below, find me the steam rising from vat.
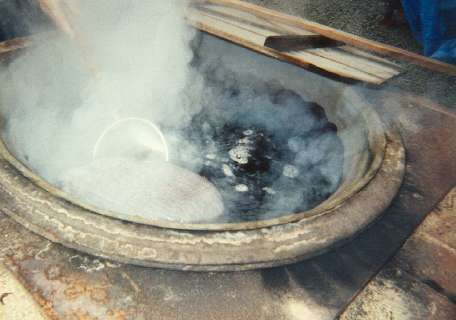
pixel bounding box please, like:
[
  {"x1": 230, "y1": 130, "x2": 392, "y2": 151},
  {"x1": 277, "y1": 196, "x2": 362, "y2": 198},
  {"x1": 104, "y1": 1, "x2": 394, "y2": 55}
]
[
  {"x1": 0, "y1": 0, "x2": 344, "y2": 223},
  {"x1": 92, "y1": 117, "x2": 169, "y2": 161}
]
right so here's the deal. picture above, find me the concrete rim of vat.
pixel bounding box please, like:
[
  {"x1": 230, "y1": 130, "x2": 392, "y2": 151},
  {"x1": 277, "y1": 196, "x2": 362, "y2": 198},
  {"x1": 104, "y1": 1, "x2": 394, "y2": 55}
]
[{"x1": 0, "y1": 86, "x2": 405, "y2": 271}]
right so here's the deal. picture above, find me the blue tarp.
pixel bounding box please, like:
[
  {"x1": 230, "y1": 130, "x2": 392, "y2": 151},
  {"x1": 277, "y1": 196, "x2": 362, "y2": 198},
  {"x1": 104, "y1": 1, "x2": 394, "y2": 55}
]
[{"x1": 401, "y1": 0, "x2": 456, "y2": 63}]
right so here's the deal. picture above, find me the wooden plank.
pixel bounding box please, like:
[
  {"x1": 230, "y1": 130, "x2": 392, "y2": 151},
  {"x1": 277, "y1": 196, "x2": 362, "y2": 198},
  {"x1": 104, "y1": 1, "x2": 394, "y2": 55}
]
[
  {"x1": 0, "y1": 3, "x2": 402, "y2": 84},
  {"x1": 341, "y1": 45, "x2": 401, "y2": 68},
  {"x1": 195, "y1": 0, "x2": 456, "y2": 77},
  {"x1": 200, "y1": 3, "x2": 313, "y2": 36},
  {"x1": 187, "y1": 8, "x2": 270, "y2": 46},
  {"x1": 0, "y1": 3, "x2": 401, "y2": 85},
  {"x1": 307, "y1": 47, "x2": 399, "y2": 79},
  {"x1": 187, "y1": 9, "x2": 386, "y2": 83},
  {"x1": 187, "y1": 2, "x2": 401, "y2": 84},
  {"x1": 289, "y1": 50, "x2": 386, "y2": 84}
]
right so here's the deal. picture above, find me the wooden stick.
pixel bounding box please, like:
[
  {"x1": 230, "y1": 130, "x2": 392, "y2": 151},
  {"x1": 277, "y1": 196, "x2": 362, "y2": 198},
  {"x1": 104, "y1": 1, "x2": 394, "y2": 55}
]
[
  {"x1": 0, "y1": 37, "x2": 30, "y2": 56},
  {"x1": 39, "y1": 0, "x2": 99, "y2": 77},
  {"x1": 39, "y1": 0, "x2": 76, "y2": 39},
  {"x1": 0, "y1": 33, "x2": 60, "y2": 59},
  {"x1": 193, "y1": 0, "x2": 456, "y2": 76}
]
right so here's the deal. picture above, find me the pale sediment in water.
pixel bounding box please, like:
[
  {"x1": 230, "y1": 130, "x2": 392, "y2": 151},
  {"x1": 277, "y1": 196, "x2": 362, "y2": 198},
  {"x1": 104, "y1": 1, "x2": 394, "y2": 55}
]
[{"x1": 58, "y1": 157, "x2": 225, "y2": 223}]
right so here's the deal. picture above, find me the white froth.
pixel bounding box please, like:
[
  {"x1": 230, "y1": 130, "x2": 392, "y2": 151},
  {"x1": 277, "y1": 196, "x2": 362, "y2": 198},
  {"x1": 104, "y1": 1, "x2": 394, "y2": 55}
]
[
  {"x1": 229, "y1": 145, "x2": 250, "y2": 165},
  {"x1": 222, "y1": 164, "x2": 234, "y2": 177},
  {"x1": 235, "y1": 184, "x2": 249, "y2": 192},
  {"x1": 283, "y1": 164, "x2": 300, "y2": 178}
]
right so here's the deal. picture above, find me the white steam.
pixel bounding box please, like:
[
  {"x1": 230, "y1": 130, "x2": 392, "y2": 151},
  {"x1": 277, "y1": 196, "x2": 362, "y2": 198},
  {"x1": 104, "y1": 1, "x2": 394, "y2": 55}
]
[
  {"x1": 0, "y1": 1, "x2": 345, "y2": 224},
  {"x1": 0, "y1": 1, "x2": 223, "y2": 223}
]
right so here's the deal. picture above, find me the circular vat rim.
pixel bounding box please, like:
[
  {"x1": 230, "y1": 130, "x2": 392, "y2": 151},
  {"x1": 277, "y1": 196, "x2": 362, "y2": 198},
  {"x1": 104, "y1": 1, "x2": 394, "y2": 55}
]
[
  {"x1": 0, "y1": 89, "x2": 390, "y2": 232},
  {"x1": 0, "y1": 88, "x2": 405, "y2": 271}
]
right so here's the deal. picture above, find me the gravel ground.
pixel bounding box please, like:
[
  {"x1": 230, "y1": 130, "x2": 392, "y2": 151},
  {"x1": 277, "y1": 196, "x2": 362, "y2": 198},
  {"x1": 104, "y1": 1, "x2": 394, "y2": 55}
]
[
  {"x1": 248, "y1": 0, "x2": 420, "y2": 52},
  {"x1": 246, "y1": 0, "x2": 456, "y2": 109}
]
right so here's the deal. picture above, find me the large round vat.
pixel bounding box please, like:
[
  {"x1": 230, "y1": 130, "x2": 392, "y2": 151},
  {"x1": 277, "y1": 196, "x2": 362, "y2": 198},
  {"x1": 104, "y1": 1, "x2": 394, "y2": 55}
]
[{"x1": 0, "y1": 35, "x2": 405, "y2": 271}]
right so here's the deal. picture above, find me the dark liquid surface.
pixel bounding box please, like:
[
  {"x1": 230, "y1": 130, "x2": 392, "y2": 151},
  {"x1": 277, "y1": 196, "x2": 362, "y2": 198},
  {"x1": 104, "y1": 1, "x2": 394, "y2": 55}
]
[{"x1": 171, "y1": 72, "x2": 345, "y2": 222}]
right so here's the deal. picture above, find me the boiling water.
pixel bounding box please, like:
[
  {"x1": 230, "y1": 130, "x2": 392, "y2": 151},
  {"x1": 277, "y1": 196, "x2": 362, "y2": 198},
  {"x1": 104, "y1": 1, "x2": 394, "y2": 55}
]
[
  {"x1": 170, "y1": 76, "x2": 344, "y2": 222},
  {"x1": 0, "y1": 1, "x2": 344, "y2": 224}
]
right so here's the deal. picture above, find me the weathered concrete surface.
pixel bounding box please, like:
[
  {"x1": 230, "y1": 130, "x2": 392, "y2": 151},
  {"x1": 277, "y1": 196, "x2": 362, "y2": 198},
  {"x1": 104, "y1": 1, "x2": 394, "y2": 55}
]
[
  {"x1": 340, "y1": 187, "x2": 456, "y2": 319},
  {"x1": 340, "y1": 266, "x2": 456, "y2": 320},
  {"x1": 419, "y1": 190, "x2": 456, "y2": 251},
  {"x1": 390, "y1": 187, "x2": 456, "y2": 299},
  {"x1": 0, "y1": 263, "x2": 49, "y2": 320}
]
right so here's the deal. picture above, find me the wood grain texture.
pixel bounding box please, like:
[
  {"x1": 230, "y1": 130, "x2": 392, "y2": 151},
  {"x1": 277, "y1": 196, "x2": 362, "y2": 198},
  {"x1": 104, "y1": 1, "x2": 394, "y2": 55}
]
[
  {"x1": 0, "y1": 1, "x2": 452, "y2": 81},
  {"x1": 0, "y1": 37, "x2": 30, "y2": 56},
  {"x1": 0, "y1": 33, "x2": 55, "y2": 58},
  {"x1": 187, "y1": 1, "x2": 402, "y2": 84},
  {"x1": 192, "y1": 0, "x2": 456, "y2": 77}
]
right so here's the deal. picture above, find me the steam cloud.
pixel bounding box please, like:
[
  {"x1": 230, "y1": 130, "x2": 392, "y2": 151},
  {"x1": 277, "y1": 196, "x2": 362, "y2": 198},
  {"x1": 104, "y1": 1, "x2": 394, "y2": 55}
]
[{"x1": 0, "y1": 0, "x2": 344, "y2": 223}]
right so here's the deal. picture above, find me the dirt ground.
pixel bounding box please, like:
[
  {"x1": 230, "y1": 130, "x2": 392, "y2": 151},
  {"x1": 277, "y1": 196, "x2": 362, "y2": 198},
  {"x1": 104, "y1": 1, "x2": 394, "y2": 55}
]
[{"x1": 246, "y1": 0, "x2": 456, "y2": 110}]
